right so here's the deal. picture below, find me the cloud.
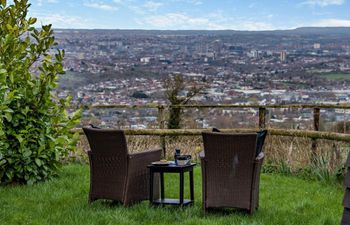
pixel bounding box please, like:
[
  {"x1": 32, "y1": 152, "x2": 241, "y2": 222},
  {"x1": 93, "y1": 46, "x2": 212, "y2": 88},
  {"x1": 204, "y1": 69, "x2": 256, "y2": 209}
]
[
  {"x1": 190, "y1": 0, "x2": 202, "y2": 5},
  {"x1": 84, "y1": 2, "x2": 119, "y2": 11},
  {"x1": 149, "y1": 13, "x2": 212, "y2": 29},
  {"x1": 32, "y1": 12, "x2": 94, "y2": 29},
  {"x1": 170, "y1": 0, "x2": 203, "y2": 5},
  {"x1": 112, "y1": 0, "x2": 144, "y2": 14},
  {"x1": 143, "y1": 1, "x2": 163, "y2": 12},
  {"x1": 138, "y1": 13, "x2": 275, "y2": 30},
  {"x1": 301, "y1": 0, "x2": 344, "y2": 7},
  {"x1": 37, "y1": 0, "x2": 59, "y2": 6},
  {"x1": 314, "y1": 18, "x2": 350, "y2": 26},
  {"x1": 111, "y1": 0, "x2": 162, "y2": 14}
]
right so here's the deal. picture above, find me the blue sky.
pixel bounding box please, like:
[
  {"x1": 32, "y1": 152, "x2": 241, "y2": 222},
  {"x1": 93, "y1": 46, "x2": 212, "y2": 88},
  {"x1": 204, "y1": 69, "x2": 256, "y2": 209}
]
[{"x1": 27, "y1": 0, "x2": 350, "y2": 30}]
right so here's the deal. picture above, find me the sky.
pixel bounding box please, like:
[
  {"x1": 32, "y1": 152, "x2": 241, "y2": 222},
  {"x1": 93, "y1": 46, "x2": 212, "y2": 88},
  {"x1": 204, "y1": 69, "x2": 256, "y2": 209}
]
[{"x1": 26, "y1": 0, "x2": 350, "y2": 30}]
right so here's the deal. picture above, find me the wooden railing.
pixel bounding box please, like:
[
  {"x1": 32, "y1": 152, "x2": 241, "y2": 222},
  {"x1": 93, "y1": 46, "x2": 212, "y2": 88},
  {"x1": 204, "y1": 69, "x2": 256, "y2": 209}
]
[{"x1": 77, "y1": 103, "x2": 350, "y2": 157}]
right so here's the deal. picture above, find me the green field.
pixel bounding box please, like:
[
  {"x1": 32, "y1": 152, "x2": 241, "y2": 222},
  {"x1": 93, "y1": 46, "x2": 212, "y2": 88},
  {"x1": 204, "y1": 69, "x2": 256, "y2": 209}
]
[
  {"x1": 0, "y1": 164, "x2": 344, "y2": 225},
  {"x1": 317, "y1": 73, "x2": 350, "y2": 81}
]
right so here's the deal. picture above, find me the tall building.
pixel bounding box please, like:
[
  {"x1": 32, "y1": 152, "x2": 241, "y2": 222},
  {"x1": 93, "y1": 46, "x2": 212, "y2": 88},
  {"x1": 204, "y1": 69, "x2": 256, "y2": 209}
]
[
  {"x1": 314, "y1": 43, "x2": 321, "y2": 49},
  {"x1": 248, "y1": 49, "x2": 259, "y2": 58},
  {"x1": 280, "y1": 50, "x2": 287, "y2": 61}
]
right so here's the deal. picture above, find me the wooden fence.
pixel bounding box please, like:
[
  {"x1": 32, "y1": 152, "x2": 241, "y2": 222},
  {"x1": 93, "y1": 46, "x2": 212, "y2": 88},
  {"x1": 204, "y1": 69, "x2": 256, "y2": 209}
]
[{"x1": 76, "y1": 103, "x2": 350, "y2": 157}]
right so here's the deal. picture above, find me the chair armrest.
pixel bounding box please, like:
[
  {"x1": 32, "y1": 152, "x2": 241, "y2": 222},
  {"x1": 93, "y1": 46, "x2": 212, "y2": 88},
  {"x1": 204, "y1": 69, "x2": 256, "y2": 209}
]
[
  {"x1": 128, "y1": 149, "x2": 162, "y2": 161},
  {"x1": 255, "y1": 152, "x2": 264, "y2": 162},
  {"x1": 128, "y1": 149, "x2": 162, "y2": 170},
  {"x1": 125, "y1": 149, "x2": 162, "y2": 205},
  {"x1": 127, "y1": 149, "x2": 162, "y2": 182}
]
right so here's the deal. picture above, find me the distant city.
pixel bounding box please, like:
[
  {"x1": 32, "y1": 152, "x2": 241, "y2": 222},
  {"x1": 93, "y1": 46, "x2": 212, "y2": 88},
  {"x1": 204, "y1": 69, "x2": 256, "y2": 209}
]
[{"x1": 54, "y1": 28, "x2": 350, "y2": 130}]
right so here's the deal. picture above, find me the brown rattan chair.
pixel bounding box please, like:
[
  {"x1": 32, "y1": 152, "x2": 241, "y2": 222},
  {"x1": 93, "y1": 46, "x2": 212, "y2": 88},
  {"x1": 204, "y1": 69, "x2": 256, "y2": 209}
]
[
  {"x1": 200, "y1": 132, "x2": 265, "y2": 214},
  {"x1": 83, "y1": 127, "x2": 161, "y2": 206}
]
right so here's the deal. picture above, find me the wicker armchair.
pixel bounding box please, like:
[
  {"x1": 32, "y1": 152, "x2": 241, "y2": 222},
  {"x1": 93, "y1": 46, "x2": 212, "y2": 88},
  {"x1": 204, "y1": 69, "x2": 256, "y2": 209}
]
[
  {"x1": 200, "y1": 132, "x2": 265, "y2": 214},
  {"x1": 83, "y1": 127, "x2": 161, "y2": 206}
]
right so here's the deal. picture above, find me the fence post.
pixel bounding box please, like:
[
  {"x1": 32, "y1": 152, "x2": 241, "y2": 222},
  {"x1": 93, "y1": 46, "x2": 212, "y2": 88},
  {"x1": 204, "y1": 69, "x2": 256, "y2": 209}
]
[
  {"x1": 259, "y1": 107, "x2": 267, "y2": 129},
  {"x1": 344, "y1": 110, "x2": 346, "y2": 133},
  {"x1": 158, "y1": 105, "x2": 166, "y2": 158},
  {"x1": 311, "y1": 108, "x2": 320, "y2": 162}
]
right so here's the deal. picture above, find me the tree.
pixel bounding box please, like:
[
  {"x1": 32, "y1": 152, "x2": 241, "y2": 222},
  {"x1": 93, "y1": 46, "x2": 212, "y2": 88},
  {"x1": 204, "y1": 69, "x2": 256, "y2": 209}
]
[
  {"x1": 132, "y1": 91, "x2": 149, "y2": 99},
  {"x1": 0, "y1": 0, "x2": 81, "y2": 184},
  {"x1": 163, "y1": 74, "x2": 201, "y2": 129}
]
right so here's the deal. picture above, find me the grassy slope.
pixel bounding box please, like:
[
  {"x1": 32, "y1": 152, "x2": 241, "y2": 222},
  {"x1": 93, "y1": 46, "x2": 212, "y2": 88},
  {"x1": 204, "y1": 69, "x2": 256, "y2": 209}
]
[
  {"x1": 0, "y1": 164, "x2": 344, "y2": 225},
  {"x1": 317, "y1": 73, "x2": 350, "y2": 81}
]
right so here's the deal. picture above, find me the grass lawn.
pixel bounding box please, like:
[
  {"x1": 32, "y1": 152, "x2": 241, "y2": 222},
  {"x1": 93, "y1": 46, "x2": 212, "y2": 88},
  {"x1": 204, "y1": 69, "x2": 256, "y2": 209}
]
[{"x1": 0, "y1": 164, "x2": 344, "y2": 225}]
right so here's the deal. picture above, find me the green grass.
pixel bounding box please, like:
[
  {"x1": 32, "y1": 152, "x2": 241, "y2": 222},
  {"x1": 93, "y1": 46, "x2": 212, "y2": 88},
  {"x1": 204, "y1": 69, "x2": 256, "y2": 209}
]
[
  {"x1": 317, "y1": 72, "x2": 350, "y2": 80},
  {"x1": 0, "y1": 164, "x2": 344, "y2": 225}
]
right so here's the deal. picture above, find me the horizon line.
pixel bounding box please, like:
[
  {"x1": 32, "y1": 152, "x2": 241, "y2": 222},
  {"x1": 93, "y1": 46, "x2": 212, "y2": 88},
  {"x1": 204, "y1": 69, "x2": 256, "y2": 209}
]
[{"x1": 47, "y1": 26, "x2": 350, "y2": 32}]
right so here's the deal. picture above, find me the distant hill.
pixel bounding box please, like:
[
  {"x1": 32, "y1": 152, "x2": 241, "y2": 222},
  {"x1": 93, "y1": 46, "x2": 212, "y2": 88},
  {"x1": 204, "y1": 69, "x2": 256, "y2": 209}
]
[
  {"x1": 285, "y1": 27, "x2": 350, "y2": 35},
  {"x1": 54, "y1": 27, "x2": 350, "y2": 36}
]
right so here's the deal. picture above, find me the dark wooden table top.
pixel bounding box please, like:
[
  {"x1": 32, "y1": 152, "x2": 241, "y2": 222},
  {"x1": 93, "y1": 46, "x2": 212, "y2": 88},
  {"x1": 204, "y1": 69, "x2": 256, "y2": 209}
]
[{"x1": 148, "y1": 162, "x2": 196, "y2": 172}]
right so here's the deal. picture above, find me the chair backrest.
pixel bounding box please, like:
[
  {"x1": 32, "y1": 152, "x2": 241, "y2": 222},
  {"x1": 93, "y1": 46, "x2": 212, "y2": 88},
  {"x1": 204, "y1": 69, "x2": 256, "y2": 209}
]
[
  {"x1": 83, "y1": 127, "x2": 129, "y2": 199},
  {"x1": 83, "y1": 127, "x2": 128, "y2": 155},
  {"x1": 202, "y1": 132, "x2": 257, "y2": 208}
]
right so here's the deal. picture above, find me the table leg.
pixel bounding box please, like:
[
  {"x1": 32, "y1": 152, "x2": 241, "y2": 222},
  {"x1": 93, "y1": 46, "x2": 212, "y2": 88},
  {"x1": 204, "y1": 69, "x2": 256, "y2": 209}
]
[
  {"x1": 179, "y1": 171, "x2": 184, "y2": 206},
  {"x1": 190, "y1": 170, "x2": 194, "y2": 202},
  {"x1": 149, "y1": 169, "x2": 154, "y2": 204},
  {"x1": 160, "y1": 172, "x2": 164, "y2": 200}
]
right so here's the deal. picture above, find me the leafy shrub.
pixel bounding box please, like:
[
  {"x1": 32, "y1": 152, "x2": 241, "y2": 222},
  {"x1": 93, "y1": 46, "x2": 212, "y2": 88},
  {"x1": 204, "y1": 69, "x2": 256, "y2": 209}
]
[
  {"x1": 0, "y1": 0, "x2": 81, "y2": 184},
  {"x1": 298, "y1": 156, "x2": 345, "y2": 184},
  {"x1": 263, "y1": 157, "x2": 345, "y2": 184},
  {"x1": 262, "y1": 160, "x2": 292, "y2": 175}
]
